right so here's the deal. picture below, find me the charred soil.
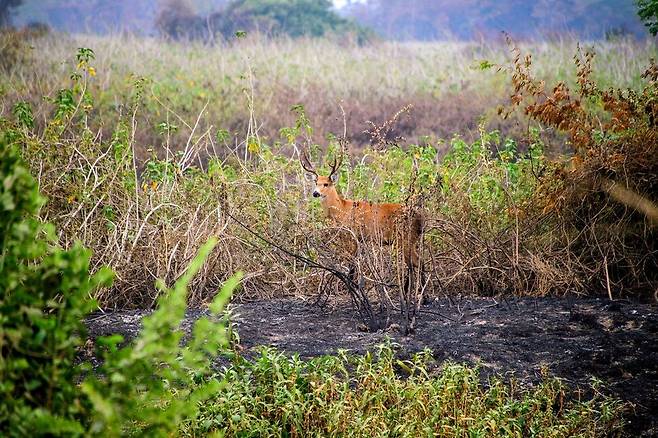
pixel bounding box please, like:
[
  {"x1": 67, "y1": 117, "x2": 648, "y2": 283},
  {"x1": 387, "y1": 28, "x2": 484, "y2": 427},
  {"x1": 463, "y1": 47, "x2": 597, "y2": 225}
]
[{"x1": 85, "y1": 296, "x2": 658, "y2": 436}]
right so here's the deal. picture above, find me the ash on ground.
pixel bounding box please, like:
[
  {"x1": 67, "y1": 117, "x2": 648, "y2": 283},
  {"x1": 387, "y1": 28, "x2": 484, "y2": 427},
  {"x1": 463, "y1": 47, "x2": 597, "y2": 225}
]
[{"x1": 85, "y1": 296, "x2": 658, "y2": 436}]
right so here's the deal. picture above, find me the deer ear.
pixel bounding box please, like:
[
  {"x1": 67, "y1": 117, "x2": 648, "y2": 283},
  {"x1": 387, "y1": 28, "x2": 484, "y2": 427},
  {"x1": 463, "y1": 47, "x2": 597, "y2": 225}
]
[
  {"x1": 330, "y1": 172, "x2": 339, "y2": 183},
  {"x1": 304, "y1": 173, "x2": 316, "y2": 182}
]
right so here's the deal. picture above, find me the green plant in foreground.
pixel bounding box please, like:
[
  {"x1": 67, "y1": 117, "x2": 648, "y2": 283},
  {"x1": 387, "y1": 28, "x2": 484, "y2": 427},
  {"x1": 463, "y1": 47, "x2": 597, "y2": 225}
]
[
  {"x1": 0, "y1": 138, "x2": 112, "y2": 436},
  {"x1": 187, "y1": 344, "x2": 625, "y2": 437},
  {"x1": 0, "y1": 132, "x2": 244, "y2": 436},
  {"x1": 82, "y1": 243, "x2": 242, "y2": 437}
]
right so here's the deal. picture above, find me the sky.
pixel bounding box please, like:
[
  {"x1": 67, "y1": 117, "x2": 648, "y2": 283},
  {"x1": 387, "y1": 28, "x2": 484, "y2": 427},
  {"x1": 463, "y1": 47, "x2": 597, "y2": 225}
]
[{"x1": 333, "y1": 0, "x2": 365, "y2": 9}]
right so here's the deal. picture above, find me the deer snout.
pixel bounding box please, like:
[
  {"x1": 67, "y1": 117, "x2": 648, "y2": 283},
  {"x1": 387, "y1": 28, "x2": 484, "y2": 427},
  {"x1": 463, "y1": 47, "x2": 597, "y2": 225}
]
[{"x1": 312, "y1": 191, "x2": 321, "y2": 198}]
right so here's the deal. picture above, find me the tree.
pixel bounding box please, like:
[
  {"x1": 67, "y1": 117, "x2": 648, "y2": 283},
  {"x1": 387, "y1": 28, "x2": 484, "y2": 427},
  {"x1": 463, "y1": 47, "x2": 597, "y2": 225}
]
[
  {"x1": 637, "y1": 0, "x2": 658, "y2": 35},
  {"x1": 0, "y1": 0, "x2": 22, "y2": 27},
  {"x1": 155, "y1": 0, "x2": 204, "y2": 39},
  {"x1": 215, "y1": 0, "x2": 353, "y2": 38},
  {"x1": 157, "y1": 0, "x2": 369, "y2": 42}
]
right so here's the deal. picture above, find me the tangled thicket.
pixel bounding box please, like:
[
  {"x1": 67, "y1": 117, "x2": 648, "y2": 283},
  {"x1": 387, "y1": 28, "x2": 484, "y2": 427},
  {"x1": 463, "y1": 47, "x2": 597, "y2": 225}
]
[
  {"x1": 1, "y1": 37, "x2": 656, "y2": 322},
  {"x1": 504, "y1": 42, "x2": 658, "y2": 299}
]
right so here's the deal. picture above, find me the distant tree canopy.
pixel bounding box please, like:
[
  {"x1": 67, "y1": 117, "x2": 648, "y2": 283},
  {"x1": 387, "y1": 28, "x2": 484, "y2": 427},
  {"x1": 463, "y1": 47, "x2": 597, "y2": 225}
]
[
  {"x1": 637, "y1": 0, "x2": 658, "y2": 35},
  {"x1": 156, "y1": 0, "x2": 369, "y2": 42},
  {"x1": 155, "y1": 0, "x2": 198, "y2": 39},
  {"x1": 344, "y1": 0, "x2": 648, "y2": 40},
  {"x1": 0, "y1": 0, "x2": 22, "y2": 27}
]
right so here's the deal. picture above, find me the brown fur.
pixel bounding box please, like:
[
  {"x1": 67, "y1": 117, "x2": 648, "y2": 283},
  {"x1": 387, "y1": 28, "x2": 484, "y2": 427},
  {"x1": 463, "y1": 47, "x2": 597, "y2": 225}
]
[{"x1": 310, "y1": 174, "x2": 423, "y2": 268}]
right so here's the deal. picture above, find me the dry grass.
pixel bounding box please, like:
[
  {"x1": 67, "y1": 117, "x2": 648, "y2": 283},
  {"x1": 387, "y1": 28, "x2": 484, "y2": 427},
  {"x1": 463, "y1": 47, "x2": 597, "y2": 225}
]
[
  {"x1": 2, "y1": 32, "x2": 657, "y2": 318},
  {"x1": 2, "y1": 33, "x2": 655, "y2": 157}
]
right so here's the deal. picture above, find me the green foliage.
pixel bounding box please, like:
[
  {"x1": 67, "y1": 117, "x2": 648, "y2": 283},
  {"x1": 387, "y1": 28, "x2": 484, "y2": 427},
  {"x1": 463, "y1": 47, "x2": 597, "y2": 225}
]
[
  {"x1": 439, "y1": 130, "x2": 546, "y2": 233},
  {"x1": 75, "y1": 47, "x2": 95, "y2": 65},
  {"x1": 143, "y1": 151, "x2": 176, "y2": 184},
  {"x1": 158, "y1": 0, "x2": 370, "y2": 42},
  {"x1": 345, "y1": 144, "x2": 438, "y2": 203},
  {"x1": 0, "y1": 138, "x2": 112, "y2": 436},
  {"x1": 637, "y1": 0, "x2": 658, "y2": 35},
  {"x1": 52, "y1": 88, "x2": 76, "y2": 119},
  {"x1": 187, "y1": 343, "x2": 625, "y2": 437},
  {"x1": 82, "y1": 243, "x2": 242, "y2": 436},
  {"x1": 11, "y1": 101, "x2": 33, "y2": 130}
]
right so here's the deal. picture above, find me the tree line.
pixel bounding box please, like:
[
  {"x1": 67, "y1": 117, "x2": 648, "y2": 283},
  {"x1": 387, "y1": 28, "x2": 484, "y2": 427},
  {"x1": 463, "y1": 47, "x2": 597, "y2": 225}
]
[{"x1": 2, "y1": 0, "x2": 658, "y2": 39}]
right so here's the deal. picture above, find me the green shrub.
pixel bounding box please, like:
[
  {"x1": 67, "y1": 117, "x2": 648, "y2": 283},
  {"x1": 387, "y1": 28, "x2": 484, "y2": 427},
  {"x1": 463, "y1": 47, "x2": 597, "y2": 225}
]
[
  {"x1": 0, "y1": 133, "x2": 243, "y2": 436},
  {"x1": 438, "y1": 130, "x2": 548, "y2": 234},
  {"x1": 0, "y1": 138, "x2": 112, "y2": 436},
  {"x1": 187, "y1": 344, "x2": 625, "y2": 437},
  {"x1": 81, "y1": 243, "x2": 241, "y2": 436}
]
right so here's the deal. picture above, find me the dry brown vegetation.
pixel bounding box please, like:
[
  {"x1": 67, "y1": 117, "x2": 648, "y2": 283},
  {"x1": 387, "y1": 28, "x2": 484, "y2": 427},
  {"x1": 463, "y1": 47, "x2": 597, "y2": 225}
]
[
  {"x1": 1, "y1": 32, "x2": 657, "y2": 329},
  {"x1": 506, "y1": 41, "x2": 658, "y2": 298}
]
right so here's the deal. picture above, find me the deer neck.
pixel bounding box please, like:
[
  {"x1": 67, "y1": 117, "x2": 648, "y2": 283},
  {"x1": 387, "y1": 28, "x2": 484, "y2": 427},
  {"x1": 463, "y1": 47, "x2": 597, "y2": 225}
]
[{"x1": 321, "y1": 188, "x2": 346, "y2": 221}]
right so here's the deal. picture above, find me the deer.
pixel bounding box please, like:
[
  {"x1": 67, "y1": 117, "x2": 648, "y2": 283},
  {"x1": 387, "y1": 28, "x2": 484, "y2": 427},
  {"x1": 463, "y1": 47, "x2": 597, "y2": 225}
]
[{"x1": 299, "y1": 148, "x2": 425, "y2": 300}]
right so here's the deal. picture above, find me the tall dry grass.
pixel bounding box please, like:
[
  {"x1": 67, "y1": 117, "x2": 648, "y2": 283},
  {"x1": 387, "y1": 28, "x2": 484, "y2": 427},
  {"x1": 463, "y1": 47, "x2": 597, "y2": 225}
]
[
  {"x1": 2, "y1": 32, "x2": 657, "y2": 320},
  {"x1": 2, "y1": 32, "x2": 655, "y2": 158}
]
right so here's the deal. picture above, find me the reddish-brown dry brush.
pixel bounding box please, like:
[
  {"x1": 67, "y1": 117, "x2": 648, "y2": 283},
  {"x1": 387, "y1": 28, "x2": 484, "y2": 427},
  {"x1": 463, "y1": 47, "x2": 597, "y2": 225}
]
[{"x1": 503, "y1": 38, "x2": 658, "y2": 300}]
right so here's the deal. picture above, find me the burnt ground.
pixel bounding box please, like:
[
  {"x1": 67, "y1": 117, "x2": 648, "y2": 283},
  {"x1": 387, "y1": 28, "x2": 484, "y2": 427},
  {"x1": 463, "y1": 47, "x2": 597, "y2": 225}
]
[{"x1": 85, "y1": 296, "x2": 658, "y2": 436}]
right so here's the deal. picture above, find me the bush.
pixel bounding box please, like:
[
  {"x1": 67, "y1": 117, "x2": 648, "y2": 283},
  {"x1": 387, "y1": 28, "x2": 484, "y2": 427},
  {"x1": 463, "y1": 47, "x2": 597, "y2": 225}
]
[
  {"x1": 0, "y1": 138, "x2": 112, "y2": 435},
  {"x1": 82, "y1": 244, "x2": 242, "y2": 436},
  {"x1": 506, "y1": 43, "x2": 658, "y2": 299},
  {"x1": 187, "y1": 344, "x2": 625, "y2": 437},
  {"x1": 0, "y1": 132, "x2": 242, "y2": 436}
]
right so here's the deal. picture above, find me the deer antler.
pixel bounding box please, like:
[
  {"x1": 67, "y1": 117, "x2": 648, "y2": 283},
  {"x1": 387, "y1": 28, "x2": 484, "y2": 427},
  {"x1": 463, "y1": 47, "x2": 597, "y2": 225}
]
[
  {"x1": 329, "y1": 139, "x2": 346, "y2": 180},
  {"x1": 328, "y1": 153, "x2": 343, "y2": 180},
  {"x1": 299, "y1": 146, "x2": 318, "y2": 177}
]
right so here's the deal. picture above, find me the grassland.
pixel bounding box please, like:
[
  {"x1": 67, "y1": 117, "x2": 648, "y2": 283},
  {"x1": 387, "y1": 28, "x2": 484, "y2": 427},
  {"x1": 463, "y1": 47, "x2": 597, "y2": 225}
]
[
  {"x1": 2, "y1": 33, "x2": 655, "y2": 158},
  {"x1": 2, "y1": 30, "x2": 657, "y2": 436},
  {"x1": 1, "y1": 32, "x2": 656, "y2": 309}
]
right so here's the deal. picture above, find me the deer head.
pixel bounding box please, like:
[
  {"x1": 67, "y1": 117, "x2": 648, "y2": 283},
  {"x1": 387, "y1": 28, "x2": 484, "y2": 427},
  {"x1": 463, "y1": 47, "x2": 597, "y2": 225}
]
[{"x1": 300, "y1": 148, "x2": 342, "y2": 199}]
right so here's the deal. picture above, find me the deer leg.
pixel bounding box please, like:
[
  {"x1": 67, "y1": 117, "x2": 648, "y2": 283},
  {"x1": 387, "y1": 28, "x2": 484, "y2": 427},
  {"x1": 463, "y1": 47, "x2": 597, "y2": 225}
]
[
  {"x1": 402, "y1": 241, "x2": 419, "y2": 293},
  {"x1": 406, "y1": 238, "x2": 431, "y2": 305},
  {"x1": 346, "y1": 235, "x2": 362, "y2": 288}
]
